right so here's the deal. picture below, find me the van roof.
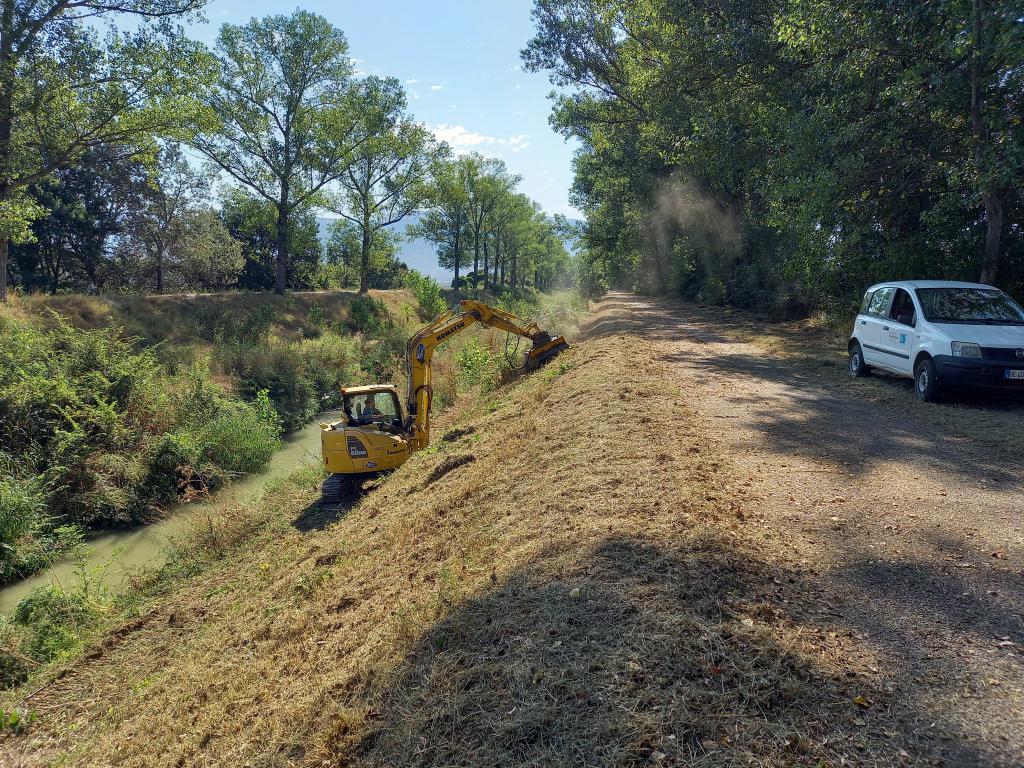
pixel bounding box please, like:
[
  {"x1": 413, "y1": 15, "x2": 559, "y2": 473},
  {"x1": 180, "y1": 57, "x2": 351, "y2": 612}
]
[{"x1": 866, "y1": 280, "x2": 998, "y2": 291}]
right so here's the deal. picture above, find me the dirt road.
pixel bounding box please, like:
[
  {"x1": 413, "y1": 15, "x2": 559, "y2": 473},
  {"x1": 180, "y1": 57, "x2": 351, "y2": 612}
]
[{"x1": 588, "y1": 293, "x2": 1024, "y2": 766}]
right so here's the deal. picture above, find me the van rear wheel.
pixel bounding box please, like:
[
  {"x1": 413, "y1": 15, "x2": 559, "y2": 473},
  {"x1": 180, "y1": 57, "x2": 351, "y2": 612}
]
[{"x1": 914, "y1": 357, "x2": 941, "y2": 402}]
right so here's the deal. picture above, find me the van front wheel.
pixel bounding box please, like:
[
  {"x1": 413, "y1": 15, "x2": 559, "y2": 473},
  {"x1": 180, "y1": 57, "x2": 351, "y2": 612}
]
[{"x1": 914, "y1": 358, "x2": 941, "y2": 402}]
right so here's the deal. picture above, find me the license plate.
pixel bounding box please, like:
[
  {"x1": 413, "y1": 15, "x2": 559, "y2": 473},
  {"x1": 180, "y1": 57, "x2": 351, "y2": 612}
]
[{"x1": 1005, "y1": 369, "x2": 1024, "y2": 380}]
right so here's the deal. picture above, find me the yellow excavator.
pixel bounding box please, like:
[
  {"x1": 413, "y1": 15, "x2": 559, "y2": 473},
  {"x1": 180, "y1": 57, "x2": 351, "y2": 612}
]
[{"x1": 319, "y1": 299, "x2": 568, "y2": 503}]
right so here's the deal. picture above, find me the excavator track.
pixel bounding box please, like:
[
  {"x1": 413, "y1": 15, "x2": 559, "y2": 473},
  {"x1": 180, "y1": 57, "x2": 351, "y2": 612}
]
[{"x1": 320, "y1": 474, "x2": 355, "y2": 506}]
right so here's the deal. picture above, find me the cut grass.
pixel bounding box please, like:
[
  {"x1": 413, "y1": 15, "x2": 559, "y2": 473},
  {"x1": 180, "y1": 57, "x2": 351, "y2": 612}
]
[{"x1": 1, "y1": 304, "x2": 900, "y2": 767}]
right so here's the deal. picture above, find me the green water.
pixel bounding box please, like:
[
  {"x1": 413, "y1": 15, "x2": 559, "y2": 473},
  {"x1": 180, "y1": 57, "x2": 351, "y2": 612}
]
[{"x1": 0, "y1": 414, "x2": 336, "y2": 614}]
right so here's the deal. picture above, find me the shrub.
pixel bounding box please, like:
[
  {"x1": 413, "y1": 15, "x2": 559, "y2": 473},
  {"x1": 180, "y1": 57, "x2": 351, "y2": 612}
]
[
  {"x1": 404, "y1": 271, "x2": 448, "y2": 320},
  {"x1": 9, "y1": 564, "x2": 112, "y2": 664},
  {"x1": 455, "y1": 338, "x2": 498, "y2": 392},
  {"x1": 349, "y1": 295, "x2": 387, "y2": 334}
]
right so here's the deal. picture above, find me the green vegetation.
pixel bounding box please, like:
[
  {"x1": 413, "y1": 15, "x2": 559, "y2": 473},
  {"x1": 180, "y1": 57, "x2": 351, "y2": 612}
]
[
  {"x1": 524, "y1": 0, "x2": 1024, "y2": 313},
  {"x1": 0, "y1": 309, "x2": 283, "y2": 583},
  {"x1": 0, "y1": 286, "x2": 429, "y2": 584}
]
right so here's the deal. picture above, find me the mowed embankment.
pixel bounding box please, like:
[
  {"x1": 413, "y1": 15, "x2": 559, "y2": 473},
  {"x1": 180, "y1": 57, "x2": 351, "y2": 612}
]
[{"x1": 4, "y1": 302, "x2": 927, "y2": 767}]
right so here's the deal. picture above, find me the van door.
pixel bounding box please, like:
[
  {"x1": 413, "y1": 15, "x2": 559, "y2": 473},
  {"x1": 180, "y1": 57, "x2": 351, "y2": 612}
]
[
  {"x1": 860, "y1": 286, "x2": 895, "y2": 366},
  {"x1": 875, "y1": 288, "x2": 916, "y2": 374}
]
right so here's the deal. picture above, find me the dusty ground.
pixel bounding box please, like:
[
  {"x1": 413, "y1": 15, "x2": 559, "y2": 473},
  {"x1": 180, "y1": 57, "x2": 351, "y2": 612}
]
[
  {"x1": 3, "y1": 292, "x2": 1022, "y2": 767},
  {"x1": 586, "y1": 292, "x2": 1024, "y2": 766}
]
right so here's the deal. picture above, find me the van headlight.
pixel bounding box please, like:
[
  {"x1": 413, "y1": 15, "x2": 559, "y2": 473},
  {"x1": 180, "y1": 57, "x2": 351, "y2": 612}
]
[{"x1": 951, "y1": 342, "x2": 982, "y2": 358}]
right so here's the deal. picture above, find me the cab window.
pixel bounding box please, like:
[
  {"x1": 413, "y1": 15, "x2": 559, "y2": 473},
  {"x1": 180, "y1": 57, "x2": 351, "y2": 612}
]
[
  {"x1": 866, "y1": 287, "x2": 895, "y2": 318},
  {"x1": 345, "y1": 392, "x2": 400, "y2": 427},
  {"x1": 888, "y1": 289, "x2": 916, "y2": 327}
]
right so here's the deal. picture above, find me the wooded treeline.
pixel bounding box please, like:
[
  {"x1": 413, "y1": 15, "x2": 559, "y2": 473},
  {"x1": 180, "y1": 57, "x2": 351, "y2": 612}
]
[
  {"x1": 524, "y1": 0, "x2": 1023, "y2": 313},
  {"x1": 0, "y1": 3, "x2": 570, "y2": 300}
]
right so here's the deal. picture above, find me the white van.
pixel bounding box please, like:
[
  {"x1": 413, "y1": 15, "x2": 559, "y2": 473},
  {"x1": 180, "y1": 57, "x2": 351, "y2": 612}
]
[{"x1": 848, "y1": 280, "x2": 1024, "y2": 401}]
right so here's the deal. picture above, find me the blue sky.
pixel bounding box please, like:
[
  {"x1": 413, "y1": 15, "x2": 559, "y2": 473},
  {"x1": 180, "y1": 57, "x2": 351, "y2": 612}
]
[{"x1": 188, "y1": 0, "x2": 580, "y2": 218}]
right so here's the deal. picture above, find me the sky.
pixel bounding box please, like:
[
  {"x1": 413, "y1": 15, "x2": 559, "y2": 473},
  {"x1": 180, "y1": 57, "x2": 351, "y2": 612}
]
[{"x1": 187, "y1": 0, "x2": 581, "y2": 218}]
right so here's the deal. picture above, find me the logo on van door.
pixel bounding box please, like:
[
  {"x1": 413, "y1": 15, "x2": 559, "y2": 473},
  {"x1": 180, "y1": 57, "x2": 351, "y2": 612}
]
[{"x1": 899, "y1": 333, "x2": 906, "y2": 344}]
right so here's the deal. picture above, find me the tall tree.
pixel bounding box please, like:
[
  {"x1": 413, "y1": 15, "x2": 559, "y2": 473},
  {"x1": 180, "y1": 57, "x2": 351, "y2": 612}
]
[
  {"x1": 0, "y1": 0, "x2": 214, "y2": 301},
  {"x1": 412, "y1": 156, "x2": 471, "y2": 288},
  {"x1": 194, "y1": 10, "x2": 360, "y2": 295},
  {"x1": 330, "y1": 76, "x2": 437, "y2": 294},
  {"x1": 465, "y1": 155, "x2": 518, "y2": 292},
  {"x1": 123, "y1": 144, "x2": 213, "y2": 292}
]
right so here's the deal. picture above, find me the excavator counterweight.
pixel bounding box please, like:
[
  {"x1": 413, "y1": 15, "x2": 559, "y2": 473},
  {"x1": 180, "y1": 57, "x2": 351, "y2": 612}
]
[{"x1": 319, "y1": 299, "x2": 568, "y2": 503}]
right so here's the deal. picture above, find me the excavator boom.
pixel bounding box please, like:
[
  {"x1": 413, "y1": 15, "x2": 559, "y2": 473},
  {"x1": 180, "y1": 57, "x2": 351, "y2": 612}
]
[{"x1": 405, "y1": 299, "x2": 568, "y2": 450}]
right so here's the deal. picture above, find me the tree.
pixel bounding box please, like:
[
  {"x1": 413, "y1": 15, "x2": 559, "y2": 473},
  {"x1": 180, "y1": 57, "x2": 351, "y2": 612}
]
[
  {"x1": 464, "y1": 155, "x2": 518, "y2": 292},
  {"x1": 330, "y1": 76, "x2": 437, "y2": 294},
  {"x1": 0, "y1": 0, "x2": 215, "y2": 301},
  {"x1": 412, "y1": 156, "x2": 472, "y2": 288},
  {"x1": 219, "y1": 187, "x2": 322, "y2": 291},
  {"x1": 524, "y1": 0, "x2": 1024, "y2": 307},
  {"x1": 323, "y1": 219, "x2": 406, "y2": 290},
  {"x1": 11, "y1": 145, "x2": 149, "y2": 293},
  {"x1": 119, "y1": 145, "x2": 213, "y2": 292},
  {"x1": 194, "y1": 10, "x2": 360, "y2": 295}
]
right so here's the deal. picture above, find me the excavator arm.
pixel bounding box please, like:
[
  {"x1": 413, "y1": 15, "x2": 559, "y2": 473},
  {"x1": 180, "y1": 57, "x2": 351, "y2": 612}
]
[{"x1": 404, "y1": 299, "x2": 568, "y2": 451}]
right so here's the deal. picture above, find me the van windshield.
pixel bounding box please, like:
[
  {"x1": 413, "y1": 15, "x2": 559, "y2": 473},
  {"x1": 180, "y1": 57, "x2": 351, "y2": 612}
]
[{"x1": 915, "y1": 288, "x2": 1024, "y2": 325}]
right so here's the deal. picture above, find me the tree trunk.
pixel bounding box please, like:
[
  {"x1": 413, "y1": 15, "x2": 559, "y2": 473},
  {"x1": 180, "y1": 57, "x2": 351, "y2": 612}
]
[
  {"x1": 0, "y1": 238, "x2": 8, "y2": 302},
  {"x1": 970, "y1": 0, "x2": 1002, "y2": 284},
  {"x1": 511, "y1": 254, "x2": 517, "y2": 288},
  {"x1": 358, "y1": 222, "x2": 371, "y2": 294},
  {"x1": 979, "y1": 192, "x2": 1003, "y2": 285},
  {"x1": 482, "y1": 238, "x2": 489, "y2": 291},
  {"x1": 472, "y1": 229, "x2": 480, "y2": 294},
  {"x1": 453, "y1": 226, "x2": 461, "y2": 290},
  {"x1": 155, "y1": 245, "x2": 164, "y2": 293},
  {"x1": 0, "y1": 2, "x2": 12, "y2": 303},
  {"x1": 274, "y1": 202, "x2": 289, "y2": 295}
]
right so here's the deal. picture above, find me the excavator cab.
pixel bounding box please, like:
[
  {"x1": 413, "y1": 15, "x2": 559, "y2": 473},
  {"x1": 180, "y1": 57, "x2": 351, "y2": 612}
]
[{"x1": 320, "y1": 384, "x2": 412, "y2": 503}]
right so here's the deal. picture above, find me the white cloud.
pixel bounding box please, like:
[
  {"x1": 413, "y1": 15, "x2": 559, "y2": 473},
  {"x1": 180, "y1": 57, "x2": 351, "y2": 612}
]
[
  {"x1": 405, "y1": 78, "x2": 419, "y2": 84},
  {"x1": 430, "y1": 124, "x2": 531, "y2": 156},
  {"x1": 430, "y1": 84, "x2": 444, "y2": 92}
]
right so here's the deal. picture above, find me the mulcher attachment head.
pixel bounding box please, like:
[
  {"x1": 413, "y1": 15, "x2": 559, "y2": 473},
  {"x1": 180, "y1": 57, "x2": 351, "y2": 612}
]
[{"x1": 525, "y1": 332, "x2": 570, "y2": 370}]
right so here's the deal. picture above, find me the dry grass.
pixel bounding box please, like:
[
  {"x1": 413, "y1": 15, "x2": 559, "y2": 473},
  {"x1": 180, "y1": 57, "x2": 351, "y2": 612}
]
[
  {"x1": 23, "y1": 289, "x2": 419, "y2": 346},
  {"x1": 1, "y1": 309, "x2": 902, "y2": 767}
]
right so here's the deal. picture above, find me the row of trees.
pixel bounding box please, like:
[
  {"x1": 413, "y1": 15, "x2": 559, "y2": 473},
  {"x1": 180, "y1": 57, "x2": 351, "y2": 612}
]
[
  {"x1": 414, "y1": 154, "x2": 572, "y2": 292},
  {"x1": 0, "y1": 4, "x2": 570, "y2": 299},
  {"x1": 523, "y1": 0, "x2": 1023, "y2": 312}
]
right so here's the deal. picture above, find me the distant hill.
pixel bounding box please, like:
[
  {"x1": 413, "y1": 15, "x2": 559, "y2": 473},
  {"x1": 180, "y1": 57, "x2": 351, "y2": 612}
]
[{"x1": 317, "y1": 214, "x2": 453, "y2": 285}]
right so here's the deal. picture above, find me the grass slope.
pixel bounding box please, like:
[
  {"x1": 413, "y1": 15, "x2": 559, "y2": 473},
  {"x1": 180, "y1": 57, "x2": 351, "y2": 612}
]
[
  {"x1": 24, "y1": 290, "x2": 419, "y2": 348},
  {"x1": 1, "y1": 310, "x2": 893, "y2": 767}
]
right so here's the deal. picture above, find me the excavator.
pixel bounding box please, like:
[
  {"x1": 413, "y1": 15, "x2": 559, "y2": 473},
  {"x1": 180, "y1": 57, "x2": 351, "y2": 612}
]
[{"x1": 319, "y1": 299, "x2": 568, "y2": 503}]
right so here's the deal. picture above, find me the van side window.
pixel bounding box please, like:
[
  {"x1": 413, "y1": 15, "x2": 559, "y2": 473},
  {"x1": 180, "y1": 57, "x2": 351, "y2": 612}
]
[
  {"x1": 866, "y1": 287, "x2": 895, "y2": 318},
  {"x1": 888, "y1": 289, "x2": 916, "y2": 327},
  {"x1": 859, "y1": 291, "x2": 873, "y2": 315}
]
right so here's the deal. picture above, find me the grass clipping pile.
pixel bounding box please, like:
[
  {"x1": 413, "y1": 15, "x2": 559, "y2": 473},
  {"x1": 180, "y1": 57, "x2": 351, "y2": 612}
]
[{"x1": 4, "y1": 334, "x2": 889, "y2": 767}]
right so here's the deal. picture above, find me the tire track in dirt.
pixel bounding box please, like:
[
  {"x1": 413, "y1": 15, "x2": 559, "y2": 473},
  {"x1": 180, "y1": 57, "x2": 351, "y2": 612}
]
[{"x1": 594, "y1": 292, "x2": 1024, "y2": 767}]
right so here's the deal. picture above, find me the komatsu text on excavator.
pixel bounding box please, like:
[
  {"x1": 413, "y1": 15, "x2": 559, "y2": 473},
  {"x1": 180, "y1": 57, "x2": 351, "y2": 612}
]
[{"x1": 319, "y1": 299, "x2": 568, "y2": 503}]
